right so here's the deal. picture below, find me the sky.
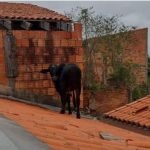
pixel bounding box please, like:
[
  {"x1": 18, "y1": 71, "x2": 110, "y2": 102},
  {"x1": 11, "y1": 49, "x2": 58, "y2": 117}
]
[{"x1": 19, "y1": 1, "x2": 150, "y2": 54}]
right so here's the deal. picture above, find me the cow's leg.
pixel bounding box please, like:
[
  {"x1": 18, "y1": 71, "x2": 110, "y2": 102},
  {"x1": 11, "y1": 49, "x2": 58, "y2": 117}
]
[
  {"x1": 73, "y1": 90, "x2": 76, "y2": 111},
  {"x1": 60, "y1": 94, "x2": 67, "y2": 114},
  {"x1": 76, "y1": 89, "x2": 81, "y2": 119},
  {"x1": 67, "y1": 93, "x2": 72, "y2": 114}
]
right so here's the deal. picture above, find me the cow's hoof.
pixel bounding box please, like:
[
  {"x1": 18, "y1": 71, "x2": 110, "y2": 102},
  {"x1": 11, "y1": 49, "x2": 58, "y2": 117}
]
[
  {"x1": 60, "y1": 110, "x2": 65, "y2": 114},
  {"x1": 76, "y1": 115, "x2": 80, "y2": 119}
]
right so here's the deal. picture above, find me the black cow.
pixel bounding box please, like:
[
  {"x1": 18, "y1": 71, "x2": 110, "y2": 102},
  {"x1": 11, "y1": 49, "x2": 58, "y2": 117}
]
[{"x1": 40, "y1": 63, "x2": 81, "y2": 119}]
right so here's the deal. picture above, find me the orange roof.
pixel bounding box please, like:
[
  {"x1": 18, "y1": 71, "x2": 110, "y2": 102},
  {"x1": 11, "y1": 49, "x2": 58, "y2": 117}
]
[
  {"x1": 0, "y1": 98, "x2": 150, "y2": 150},
  {"x1": 0, "y1": 2, "x2": 70, "y2": 21},
  {"x1": 105, "y1": 96, "x2": 150, "y2": 129}
]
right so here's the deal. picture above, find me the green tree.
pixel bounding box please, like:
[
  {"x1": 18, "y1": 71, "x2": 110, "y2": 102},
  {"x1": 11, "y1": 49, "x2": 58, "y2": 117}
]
[{"x1": 65, "y1": 7, "x2": 140, "y2": 102}]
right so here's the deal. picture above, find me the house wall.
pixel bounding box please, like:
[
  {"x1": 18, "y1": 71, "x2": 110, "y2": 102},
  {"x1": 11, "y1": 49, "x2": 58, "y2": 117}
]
[
  {"x1": 0, "y1": 23, "x2": 84, "y2": 108},
  {"x1": 0, "y1": 31, "x2": 8, "y2": 85},
  {"x1": 83, "y1": 28, "x2": 148, "y2": 112},
  {"x1": 123, "y1": 28, "x2": 148, "y2": 84},
  {"x1": 94, "y1": 28, "x2": 148, "y2": 85}
]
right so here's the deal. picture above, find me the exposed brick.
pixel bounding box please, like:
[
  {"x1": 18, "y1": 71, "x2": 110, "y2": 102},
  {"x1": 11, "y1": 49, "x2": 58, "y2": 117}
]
[
  {"x1": 49, "y1": 31, "x2": 71, "y2": 40},
  {"x1": 60, "y1": 31, "x2": 71, "y2": 39},
  {"x1": 0, "y1": 29, "x2": 84, "y2": 108},
  {"x1": 78, "y1": 63, "x2": 84, "y2": 71},
  {"x1": 28, "y1": 82, "x2": 34, "y2": 88},
  {"x1": 78, "y1": 47, "x2": 84, "y2": 55},
  {"x1": 39, "y1": 32, "x2": 47, "y2": 39},
  {"x1": 43, "y1": 80, "x2": 50, "y2": 88},
  {"x1": 68, "y1": 40, "x2": 76, "y2": 47},
  {"x1": 21, "y1": 39, "x2": 29, "y2": 47},
  {"x1": 76, "y1": 55, "x2": 83, "y2": 63},
  {"x1": 38, "y1": 57, "x2": 44, "y2": 64},
  {"x1": 43, "y1": 64, "x2": 49, "y2": 69},
  {"x1": 18, "y1": 82, "x2": 27, "y2": 89},
  {"x1": 15, "y1": 82, "x2": 20, "y2": 89},
  {"x1": 16, "y1": 76, "x2": 23, "y2": 81},
  {"x1": 75, "y1": 40, "x2": 82, "y2": 47},
  {"x1": 34, "y1": 81, "x2": 43, "y2": 88},
  {"x1": 39, "y1": 74, "x2": 45, "y2": 80},
  {"x1": 57, "y1": 48, "x2": 63, "y2": 55},
  {"x1": 32, "y1": 73, "x2": 40, "y2": 80},
  {"x1": 29, "y1": 32, "x2": 36, "y2": 39},
  {"x1": 34, "y1": 65, "x2": 43, "y2": 72},
  {"x1": 28, "y1": 65, "x2": 35, "y2": 72},
  {"x1": 48, "y1": 31, "x2": 60, "y2": 39},
  {"x1": 53, "y1": 56, "x2": 61, "y2": 64},
  {"x1": 96, "y1": 28, "x2": 147, "y2": 85},
  {"x1": 68, "y1": 55, "x2": 76, "y2": 63},
  {"x1": 74, "y1": 23, "x2": 82, "y2": 32},
  {"x1": 18, "y1": 65, "x2": 27, "y2": 73},
  {"x1": 35, "y1": 48, "x2": 42, "y2": 55},
  {"x1": 22, "y1": 31, "x2": 29, "y2": 39},
  {"x1": 41, "y1": 88, "x2": 48, "y2": 95},
  {"x1": 71, "y1": 32, "x2": 78, "y2": 39},
  {"x1": 38, "y1": 39, "x2": 45, "y2": 47},
  {"x1": 24, "y1": 73, "x2": 31, "y2": 80},
  {"x1": 48, "y1": 88, "x2": 55, "y2": 95},
  {"x1": 31, "y1": 39, "x2": 38, "y2": 47},
  {"x1": 0, "y1": 32, "x2": 3, "y2": 40},
  {"x1": 16, "y1": 39, "x2": 22, "y2": 47},
  {"x1": 61, "y1": 39, "x2": 68, "y2": 47},
  {"x1": 13, "y1": 31, "x2": 22, "y2": 39},
  {"x1": 0, "y1": 39, "x2": 4, "y2": 48},
  {"x1": 0, "y1": 77, "x2": 8, "y2": 85}
]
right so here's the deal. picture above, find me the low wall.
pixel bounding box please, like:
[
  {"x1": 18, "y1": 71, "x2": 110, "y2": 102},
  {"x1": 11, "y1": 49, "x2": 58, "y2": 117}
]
[{"x1": 84, "y1": 87, "x2": 128, "y2": 114}]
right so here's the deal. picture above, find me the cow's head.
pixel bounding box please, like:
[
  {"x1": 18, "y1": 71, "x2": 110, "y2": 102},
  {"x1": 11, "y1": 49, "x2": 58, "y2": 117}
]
[
  {"x1": 49, "y1": 65, "x2": 58, "y2": 81},
  {"x1": 40, "y1": 63, "x2": 66, "y2": 82},
  {"x1": 40, "y1": 64, "x2": 58, "y2": 81}
]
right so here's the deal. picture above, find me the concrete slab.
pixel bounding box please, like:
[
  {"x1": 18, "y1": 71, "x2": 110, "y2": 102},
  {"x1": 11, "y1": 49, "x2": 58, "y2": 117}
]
[
  {"x1": 99, "y1": 131, "x2": 123, "y2": 141},
  {"x1": 0, "y1": 116, "x2": 52, "y2": 150}
]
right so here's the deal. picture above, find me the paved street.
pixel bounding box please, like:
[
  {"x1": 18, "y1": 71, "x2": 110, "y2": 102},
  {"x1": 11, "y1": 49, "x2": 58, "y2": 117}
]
[{"x1": 0, "y1": 115, "x2": 52, "y2": 150}]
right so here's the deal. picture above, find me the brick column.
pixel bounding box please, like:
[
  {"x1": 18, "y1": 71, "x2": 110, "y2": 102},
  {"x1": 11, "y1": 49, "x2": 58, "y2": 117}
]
[{"x1": 73, "y1": 23, "x2": 82, "y2": 40}]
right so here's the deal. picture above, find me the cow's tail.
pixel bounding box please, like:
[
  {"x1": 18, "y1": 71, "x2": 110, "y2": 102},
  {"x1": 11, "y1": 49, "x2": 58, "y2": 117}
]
[{"x1": 73, "y1": 90, "x2": 76, "y2": 111}]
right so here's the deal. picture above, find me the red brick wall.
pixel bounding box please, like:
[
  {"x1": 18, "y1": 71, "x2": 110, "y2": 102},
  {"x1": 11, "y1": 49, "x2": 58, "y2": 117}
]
[
  {"x1": 83, "y1": 28, "x2": 148, "y2": 113},
  {"x1": 94, "y1": 28, "x2": 148, "y2": 85},
  {"x1": 0, "y1": 23, "x2": 84, "y2": 107},
  {"x1": 83, "y1": 88, "x2": 128, "y2": 114},
  {"x1": 123, "y1": 28, "x2": 148, "y2": 84},
  {"x1": 95, "y1": 88, "x2": 128, "y2": 114},
  {"x1": 0, "y1": 30, "x2": 8, "y2": 86},
  {"x1": 14, "y1": 23, "x2": 84, "y2": 106}
]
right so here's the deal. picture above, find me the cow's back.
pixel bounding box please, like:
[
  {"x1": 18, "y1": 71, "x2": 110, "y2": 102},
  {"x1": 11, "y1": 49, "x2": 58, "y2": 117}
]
[{"x1": 60, "y1": 64, "x2": 81, "y2": 90}]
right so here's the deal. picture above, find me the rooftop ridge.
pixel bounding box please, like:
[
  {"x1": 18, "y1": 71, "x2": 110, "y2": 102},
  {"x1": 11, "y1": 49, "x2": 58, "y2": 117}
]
[{"x1": 0, "y1": 2, "x2": 70, "y2": 21}]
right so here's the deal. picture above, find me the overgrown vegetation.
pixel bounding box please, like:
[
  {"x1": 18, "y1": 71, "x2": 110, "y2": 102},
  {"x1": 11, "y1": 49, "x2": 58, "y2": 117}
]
[
  {"x1": 130, "y1": 56, "x2": 150, "y2": 101},
  {"x1": 65, "y1": 7, "x2": 149, "y2": 102},
  {"x1": 132, "y1": 84, "x2": 148, "y2": 101}
]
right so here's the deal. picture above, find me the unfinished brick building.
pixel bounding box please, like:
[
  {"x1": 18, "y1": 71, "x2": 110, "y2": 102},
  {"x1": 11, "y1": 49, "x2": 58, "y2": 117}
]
[{"x1": 0, "y1": 3, "x2": 84, "y2": 107}]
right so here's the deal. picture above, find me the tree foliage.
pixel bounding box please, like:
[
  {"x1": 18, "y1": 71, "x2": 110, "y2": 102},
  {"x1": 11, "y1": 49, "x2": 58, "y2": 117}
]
[{"x1": 65, "y1": 7, "x2": 145, "y2": 101}]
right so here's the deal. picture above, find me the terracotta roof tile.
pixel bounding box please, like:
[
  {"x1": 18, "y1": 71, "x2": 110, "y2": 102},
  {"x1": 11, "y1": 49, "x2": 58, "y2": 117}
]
[
  {"x1": 105, "y1": 96, "x2": 150, "y2": 129},
  {"x1": 0, "y1": 2, "x2": 70, "y2": 21},
  {"x1": 0, "y1": 98, "x2": 150, "y2": 150}
]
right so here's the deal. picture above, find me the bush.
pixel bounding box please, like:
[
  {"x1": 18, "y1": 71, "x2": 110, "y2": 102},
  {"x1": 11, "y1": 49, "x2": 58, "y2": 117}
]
[{"x1": 132, "y1": 84, "x2": 148, "y2": 101}]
